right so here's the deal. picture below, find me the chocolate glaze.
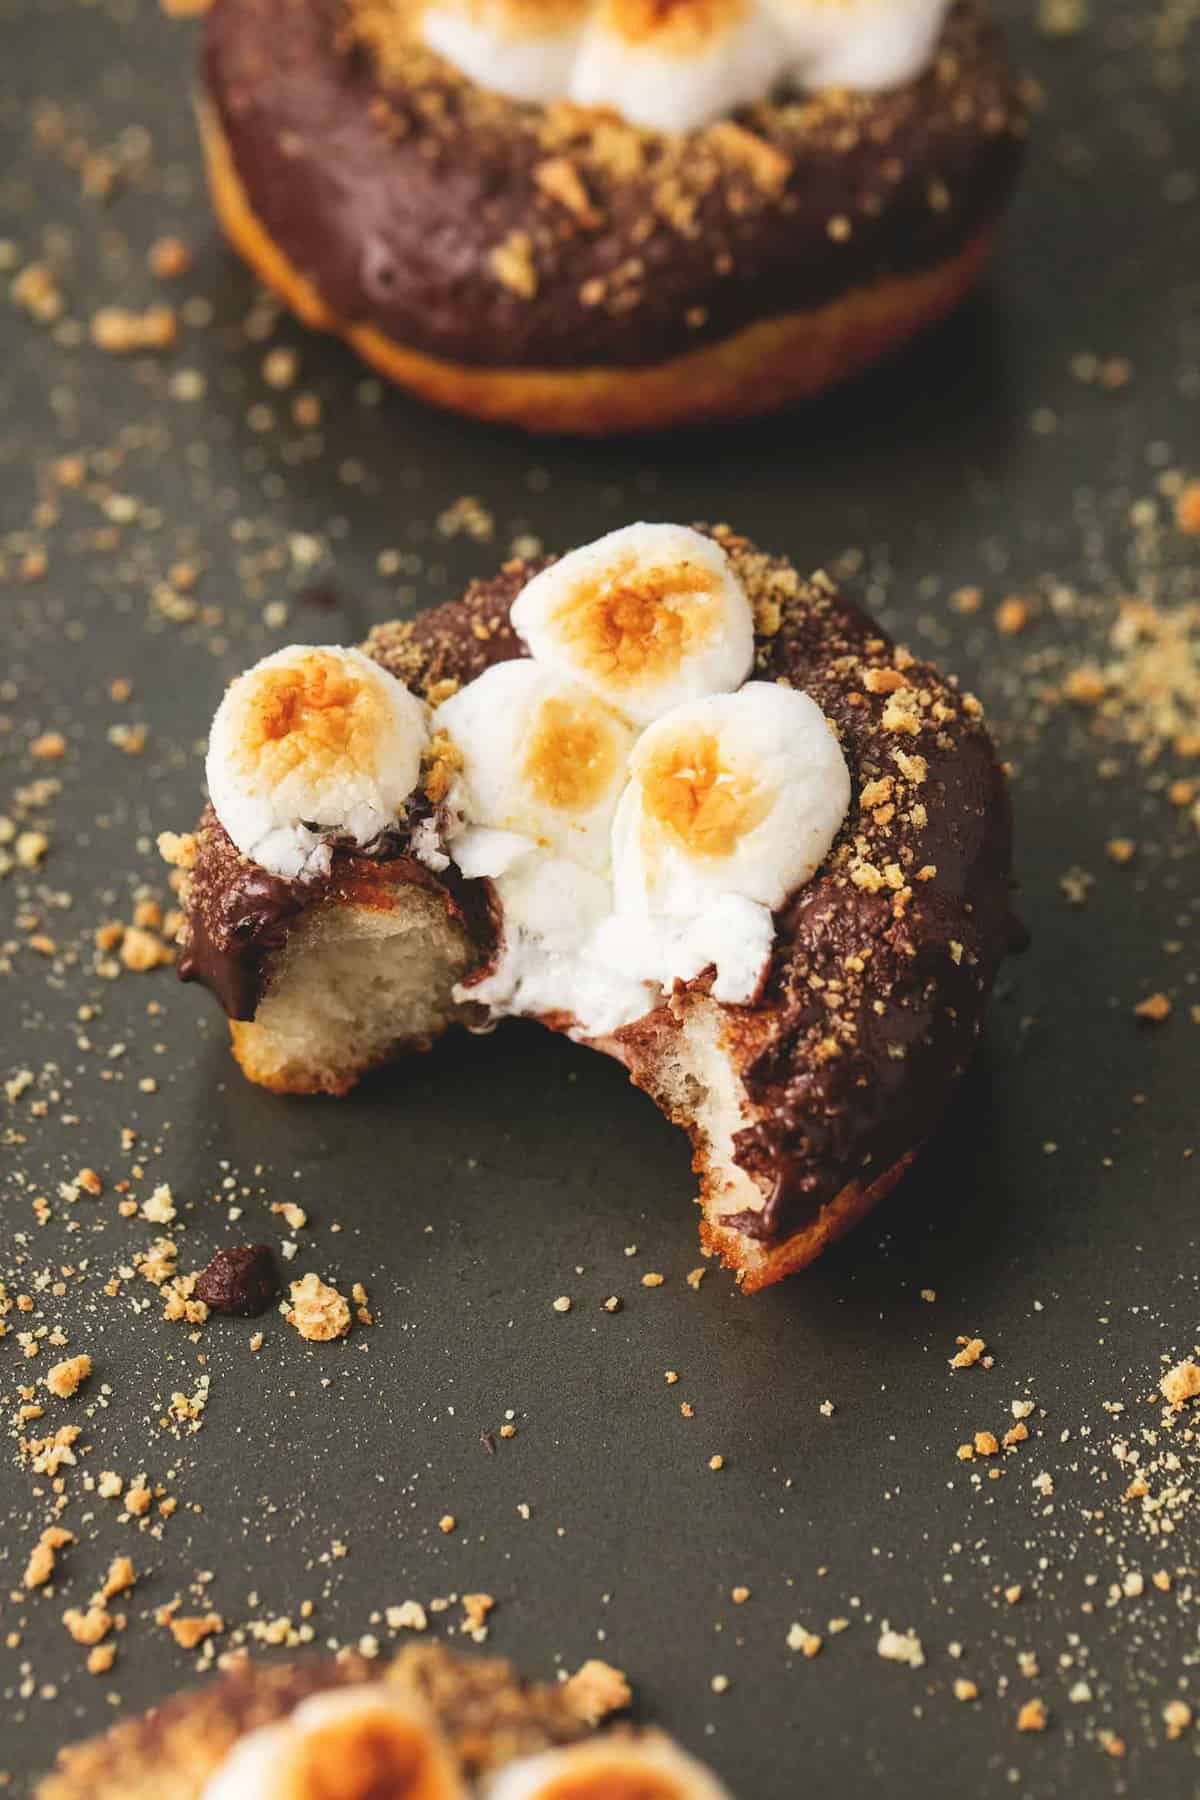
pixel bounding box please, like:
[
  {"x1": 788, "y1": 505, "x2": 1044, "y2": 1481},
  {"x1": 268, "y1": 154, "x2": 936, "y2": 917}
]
[
  {"x1": 180, "y1": 798, "x2": 498, "y2": 1021},
  {"x1": 181, "y1": 533, "x2": 1022, "y2": 1247},
  {"x1": 204, "y1": 0, "x2": 1025, "y2": 372}
]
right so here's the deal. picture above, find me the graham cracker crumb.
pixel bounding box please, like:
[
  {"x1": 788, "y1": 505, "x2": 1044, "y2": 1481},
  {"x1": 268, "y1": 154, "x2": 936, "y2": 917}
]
[
  {"x1": 1160, "y1": 1360, "x2": 1200, "y2": 1406},
  {"x1": 561, "y1": 1658, "x2": 632, "y2": 1724},
  {"x1": 489, "y1": 231, "x2": 537, "y2": 299},
  {"x1": 45, "y1": 1353, "x2": 92, "y2": 1398},
  {"x1": 286, "y1": 1272, "x2": 351, "y2": 1342}
]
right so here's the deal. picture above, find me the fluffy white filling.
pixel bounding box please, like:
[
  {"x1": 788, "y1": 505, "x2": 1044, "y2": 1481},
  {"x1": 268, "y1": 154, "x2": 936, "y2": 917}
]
[
  {"x1": 566, "y1": 12, "x2": 787, "y2": 135},
  {"x1": 457, "y1": 850, "x2": 658, "y2": 1038},
  {"x1": 421, "y1": 6, "x2": 581, "y2": 105},
  {"x1": 452, "y1": 823, "x2": 539, "y2": 880},
  {"x1": 453, "y1": 851, "x2": 773, "y2": 1038},
  {"x1": 592, "y1": 893, "x2": 773, "y2": 1007},
  {"x1": 420, "y1": 0, "x2": 949, "y2": 130},
  {"x1": 410, "y1": 811, "x2": 451, "y2": 872},
  {"x1": 767, "y1": 0, "x2": 947, "y2": 91}
]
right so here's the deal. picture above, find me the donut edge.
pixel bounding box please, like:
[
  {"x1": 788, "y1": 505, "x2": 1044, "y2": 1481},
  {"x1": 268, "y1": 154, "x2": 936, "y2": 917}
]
[
  {"x1": 699, "y1": 1151, "x2": 916, "y2": 1293},
  {"x1": 197, "y1": 96, "x2": 1000, "y2": 436}
]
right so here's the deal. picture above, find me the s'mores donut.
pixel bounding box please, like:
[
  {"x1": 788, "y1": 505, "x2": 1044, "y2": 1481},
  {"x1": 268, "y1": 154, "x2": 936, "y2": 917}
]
[
  {"x1": 200, "y1": 0, "x2": 1027, "y2": 433},
  {"x1": 39, "y1": 1641, "x2": 723, "y2": 1799},
  {"x1": 174, "y1": 523, "x2": 1023, "y2": 1291}
]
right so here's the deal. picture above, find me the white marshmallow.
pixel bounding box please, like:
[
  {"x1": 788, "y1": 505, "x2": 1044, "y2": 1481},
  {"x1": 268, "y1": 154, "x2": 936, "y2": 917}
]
[
  {"x1": 612, "y1": 681, "x2": 849, "y2": 918},
  {"x1": 593, "y1": 892, "x2": 774, "y2": 1006},
  {"x1": 485, "y1": 1732, "x2": 733, "y2": 1800},
  {"x1": 422, "y1": 0, "x2": 945, "y2": 129},
  {"x1": 202, "y1": 1685, "x2": 464, "y2": 1800},
  {"x1": 459, "y1": 849, "x2": 658, "y2": 1037},
  {"x1": 510, "y1": 524, "x2": 754, "y2": 728},
  {"x1": 206, "y1": 645, "x2": 428, "y2": 879},
  {"x1": 567, "y1": 0, "x2": 786, "y2": 134},
  {"x1": 762, "y1": 0, "x2": 947, "y2": 91},
  {"x1": 433, "y1": 659, "x2": 635, "y2": 873},
  {"x1": 421, "y1": 0, "x2": 586, "y2": 107}
]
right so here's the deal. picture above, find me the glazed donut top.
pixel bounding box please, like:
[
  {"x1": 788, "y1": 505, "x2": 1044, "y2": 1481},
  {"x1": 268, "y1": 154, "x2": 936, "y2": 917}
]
[
  {"x1": 181, "y1": 527, "x2": 1022, "y2": 1245},
  {"x1": 420, "y1": 0, "x2": 951, "y2": 134},
  {"x1": 207, "y1": 0, "x2": 1025, "y2": 372}
]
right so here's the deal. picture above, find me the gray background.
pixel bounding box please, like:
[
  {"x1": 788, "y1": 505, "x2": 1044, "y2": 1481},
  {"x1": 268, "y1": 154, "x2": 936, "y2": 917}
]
[{"x1": 2, "y1": 1, "x2": 1198, "y2": 1795}]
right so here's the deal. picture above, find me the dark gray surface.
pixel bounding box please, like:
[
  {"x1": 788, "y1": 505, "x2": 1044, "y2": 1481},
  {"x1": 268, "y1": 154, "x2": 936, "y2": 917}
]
[{"x1": 2, "y1": 1, "x2": 1199, "y2": 1795}]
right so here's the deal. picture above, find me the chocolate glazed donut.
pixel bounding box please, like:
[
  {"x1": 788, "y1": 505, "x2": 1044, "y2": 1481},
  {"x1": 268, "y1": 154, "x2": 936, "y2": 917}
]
[
  {"x1": 177, "y1": 530, "x2": 1024, "y2": 1291},
  {"x1": 199, "y1": 0, "x2": 1026, "y2": 434}
]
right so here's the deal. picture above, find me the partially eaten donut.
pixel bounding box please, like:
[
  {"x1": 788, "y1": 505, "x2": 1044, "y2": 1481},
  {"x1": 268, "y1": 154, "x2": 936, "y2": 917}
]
[{"x1": 174, "y1": 524, "x2": 1021, "y2": 1291}]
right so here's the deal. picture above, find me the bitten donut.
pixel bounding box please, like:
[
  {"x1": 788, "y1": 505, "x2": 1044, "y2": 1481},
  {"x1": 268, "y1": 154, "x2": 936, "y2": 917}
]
[
  {"x1": 174, "y1": 524, "x2": 1022, "y2": 1292},
  {"x1": 200, "y1": 0, "x2": 1026, "y2": 434},
  {"x1": 39, "y1": 1641, "x2": 727, "y2": 1799}
]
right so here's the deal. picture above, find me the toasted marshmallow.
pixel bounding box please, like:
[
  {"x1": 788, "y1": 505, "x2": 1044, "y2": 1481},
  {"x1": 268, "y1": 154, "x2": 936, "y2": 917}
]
[
  {"x1": 612, "y1": 682, "x2": 849, "y2": 917},
  {"x1": 567, "y1": 0, "x2": 786, "y2": 133},
  {"x1": 484, "y1": 1731, "x2": 733, "y2": 1800},
  {"x1": 206, "y1": 646, "x2": 427, "y2": 879},
  {"x1": 421, "y1": 0, "x2": 589, "y2": 108},
  {"x1": 510, "y1": 525, "x2": 754, "y2": 728},
  {"x1": 762, "y1": 0, "x2": 947, "y2": 91},
  {"x1": 202, "y1": 1684, "x2": 465, "y2": 1800},
  {"x1": 433, "y1": 660, "x2": 635, "y2": 873}
]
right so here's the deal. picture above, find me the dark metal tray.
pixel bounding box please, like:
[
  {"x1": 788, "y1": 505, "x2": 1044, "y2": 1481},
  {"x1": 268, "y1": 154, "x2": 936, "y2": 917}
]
[{"x1": 3, "y1": 2, "x2": 1198, "y2": 1794}]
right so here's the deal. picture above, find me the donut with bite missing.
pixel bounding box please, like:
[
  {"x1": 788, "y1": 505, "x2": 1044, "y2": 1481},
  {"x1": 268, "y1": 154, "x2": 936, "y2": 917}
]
[
  {"x1": 174, "y1": 522, "x2": 1023, "y2": 1293},
  {"x1": 199, "y1": 0, "x2": 1027, "y2": 434}
]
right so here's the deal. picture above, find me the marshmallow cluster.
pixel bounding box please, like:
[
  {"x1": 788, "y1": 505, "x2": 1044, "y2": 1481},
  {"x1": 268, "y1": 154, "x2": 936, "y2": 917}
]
[
  {"x1": 421, "y1": 0, "x2": 948, "y2": 134},
  {"x1": 204, "y1": 526, "x2": 851, "y2": 1039},
  {"x1": 202, "y1": 1685, "x2": 465, "y2": 1800},
  {"x1": 437, "y1": 523, "x2": 849, "y2": 1037},
  {"x1": 206, "y1": 645, "x2": 428, "y2": 878}
]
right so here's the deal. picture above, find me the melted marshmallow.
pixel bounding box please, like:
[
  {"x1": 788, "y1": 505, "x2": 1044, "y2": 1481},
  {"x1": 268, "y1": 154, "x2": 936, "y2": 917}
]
[
  {"x1": 201, "y1": 1685, "x2": 465, "y2": 1800},
  {"x1": 484, "y1": 1731, "x2": 734, "y2": 1800},
  {"x1": 420, "y1": 0, "x2": 950, "y2": 132}
]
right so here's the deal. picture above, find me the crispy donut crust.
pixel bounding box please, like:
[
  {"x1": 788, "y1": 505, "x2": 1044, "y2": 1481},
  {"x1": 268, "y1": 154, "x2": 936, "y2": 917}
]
[{"x1": 200, "y1": 0, "x2": 1025, "y2": 432}]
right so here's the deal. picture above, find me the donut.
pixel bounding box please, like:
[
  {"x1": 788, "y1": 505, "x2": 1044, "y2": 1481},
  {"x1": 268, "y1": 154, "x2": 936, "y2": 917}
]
[
  {"x1": 199, "y1": 0, "x2": 1026, "y2": 434},
  {"x1": 175, "y1": 524, "x2": 1022, "y2": 1292},
  {"x1": 38, "y1": 1641, "x2": 725, "y2": 1799}
]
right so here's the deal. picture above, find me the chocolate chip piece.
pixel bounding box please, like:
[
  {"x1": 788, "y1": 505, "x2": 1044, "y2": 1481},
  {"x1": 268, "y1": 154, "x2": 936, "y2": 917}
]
[{"x1": 195, "y1": 1245, "x2": 280, "y2": 1317}]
